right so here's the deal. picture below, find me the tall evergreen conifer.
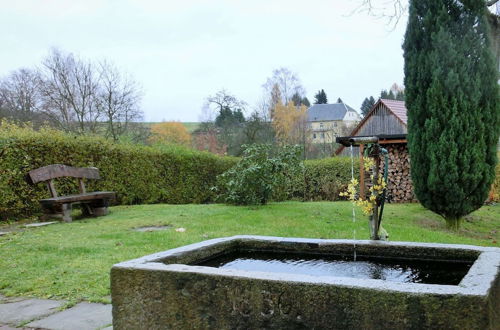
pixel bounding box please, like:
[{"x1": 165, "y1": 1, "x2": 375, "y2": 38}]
[
  {"x1": 314, "y1": 89, "x2": 328, "y2": 104},
  {"x1": 403, "y1": 0, "x2": 499, "y2": 229}
]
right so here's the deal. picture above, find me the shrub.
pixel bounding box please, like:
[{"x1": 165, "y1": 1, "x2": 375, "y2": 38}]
[
  {"x1": 214, "y1": 144, "x2": 303, "y2": 205},
  {"x1": 491, "y1": 160, "x2": 500, "y2": 202},
  {"x1": 0, "y1": 122, "x2": 236, "y2": 221},
  {"x1": 293, "y1": 157, "x2": 360, "y2": 201}
]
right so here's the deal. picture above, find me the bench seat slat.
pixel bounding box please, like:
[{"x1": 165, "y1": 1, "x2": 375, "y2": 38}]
[{"x1": 40, "y1": 191, "x2": 116, "y2": 204}]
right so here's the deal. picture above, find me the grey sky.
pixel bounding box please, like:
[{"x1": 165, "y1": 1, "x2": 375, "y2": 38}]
[{"x1": 0, "y1": 0, "x2": 408, "y2": 122}]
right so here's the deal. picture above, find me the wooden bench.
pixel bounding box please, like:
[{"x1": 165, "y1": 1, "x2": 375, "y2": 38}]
[{"x1": 28, "y1": 164, "x2": 116, "y2": 222}]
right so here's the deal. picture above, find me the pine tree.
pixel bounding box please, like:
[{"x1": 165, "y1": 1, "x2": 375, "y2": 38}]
[
  {"x1": 369, "y1": 96, "x2": 376, "y2": 108},
  {"x1": 314, "y1": 89, "x2": 328, "y2": 104},
  {"x1": 380, "y1": 90, "x2": 389, "y2": 99},
  {"x1": 291, "y1": 93, "x2": 311, "y2": 108},
  {"x1": 215, "y1": 107, "x2": 245, "y2": 127},
  {"x1": 360, "y1": 97, "x2": 376, "y2": 117},
  {"x1": 321, "y1": 90, "x2": 328, "y2": 104},
  {"x1": 395, "y1": 91, "x2": 405, "y2": 101},
  {"x1": 337, "y1": 97, "x2": 343, "y2": 103},
  {"x1": 403, "y1": 0, "x2": 499, "y2": 229},
  {"x1": 302, "y1": 97, "x2": 311, "y2": 107},
  {"x1": 291, "y1": 92, "x2": 303, "y2": 106},
  {"x1": 314, "y1": 90, "x2": 321, "y2": 104}
]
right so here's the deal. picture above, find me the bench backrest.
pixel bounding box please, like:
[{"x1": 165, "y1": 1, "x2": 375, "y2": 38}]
[{"x1": 28, "y1": 164, "x2": 101, "y2": 198}]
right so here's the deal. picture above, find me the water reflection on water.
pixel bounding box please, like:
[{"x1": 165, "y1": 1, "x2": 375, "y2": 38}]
[{"x1": 199, "y1": 251, "x2": 472, "y2": 285}]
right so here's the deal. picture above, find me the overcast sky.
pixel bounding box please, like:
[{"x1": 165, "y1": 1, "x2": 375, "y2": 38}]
[{"x1": 0, "y1": 0, "x2": 408, "y2": 122}]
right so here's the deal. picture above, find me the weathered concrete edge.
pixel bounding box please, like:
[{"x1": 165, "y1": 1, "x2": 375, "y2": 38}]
[{"x1": 111, "y1": 235, "x2": 500, "y2": 297}]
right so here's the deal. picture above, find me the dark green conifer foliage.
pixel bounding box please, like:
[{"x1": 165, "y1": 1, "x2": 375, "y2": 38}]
[
  {"x1": 291, "y1": 92, "x2": 303, "y2": 106},
  {"x1": 291, "y1": 93, "x2": 311, "y2": 107},
  {"x1": 314, "y1": 89, "x2": 328, "y2": 104},
  {"x1": 302, "y1": 97, "x2": 311, "y2": 107},
  {"x1": 321, "y1": 90, "x2": 328, "y2": 103},
  {"x1": 403, "y1": 0, "x2": 499, "y2": 229},
  {"x1": 360, "y1": 96, "x2": 376, "y2": 117}
]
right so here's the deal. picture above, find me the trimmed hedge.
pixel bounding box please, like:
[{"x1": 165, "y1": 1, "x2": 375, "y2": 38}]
[
  {"x1": 293, "y1": 157, "x2": 360, "y2": 201},
  {"x1": 0, "y1": 123, "x2": 360, "y2": 220},
  {"x1": 0, "y1": 124, "x2": 236, "y2": 221},
  {"x1": 491, "y1": 160, "x2": 500, "y2": 202}
]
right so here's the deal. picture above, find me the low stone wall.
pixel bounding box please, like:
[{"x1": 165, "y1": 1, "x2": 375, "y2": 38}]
[{"x1": 111, "y1": 236, "x2": 500, "y2": 330}]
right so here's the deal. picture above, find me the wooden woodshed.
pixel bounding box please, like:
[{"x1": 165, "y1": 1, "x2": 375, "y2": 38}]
[{"x1": 336, "y1": 99, "x2": 415, "y2": 203}]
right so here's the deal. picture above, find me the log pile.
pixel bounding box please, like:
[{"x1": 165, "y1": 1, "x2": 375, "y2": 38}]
[
  {"x1": 379, "y1": 144, "x2": 416, "y2": 203},
  {"x1": 363, "y1": 144, "x2": 416, "y2": 203}
]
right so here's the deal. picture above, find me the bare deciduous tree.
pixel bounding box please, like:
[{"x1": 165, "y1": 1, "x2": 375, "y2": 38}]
[
  {"x1": 40, "y1": 48, "x2": 99, "y2": 133},
  {"x1": 0, "y1": 48, "x2": 145, "y2": 141},
  {"x1": 263, "y1": 67, "x2": 305, "y2": 106},
  {"x1": 206, "y1": 89, "x2": 247, "y2": 115},
  {"x1": 96, "y1": 61, "x2": 143, "y2": 141},
  {"x1": 354, "y1": 0, "x2": 499, "y2": 26},
  {"x1": 355, "y1": 0, "x2": 499, "y2": 80},
  {"x1": 0, "y1": 68, "x2": 43, "y2": 122}
]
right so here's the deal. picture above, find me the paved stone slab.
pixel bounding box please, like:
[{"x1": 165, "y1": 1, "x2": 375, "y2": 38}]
[
  {"x1": 0, "y1": 296, "x2": 25, "y2": 304},
  {"x1": 0, "y1": 299, "x2": 65, "y2": 325},
  {"x1": 24, "y1": 222, "x2": 57, "y2": 228},
  {"x1": 133, "y1": 225, "x2": 172, "y2": 232},
  {"x1": 27, "y1": 302, "x2": 112, "y2": 330},
  {"x1": 0, "y1": 325, "x2": 19, "y2": 330}
]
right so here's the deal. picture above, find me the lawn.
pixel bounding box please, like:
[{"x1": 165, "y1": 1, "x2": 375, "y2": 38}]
[
  {"x1": 0, "y1": 201, "x2": 498, "y2": 304},
  {"x1": 142, "y1": 122, "x2": 200, "y2": 133}
]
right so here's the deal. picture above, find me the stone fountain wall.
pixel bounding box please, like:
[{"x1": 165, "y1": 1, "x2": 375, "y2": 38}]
[{"x1": 111, "y1": 236, "x2": 500, "y2": 330}]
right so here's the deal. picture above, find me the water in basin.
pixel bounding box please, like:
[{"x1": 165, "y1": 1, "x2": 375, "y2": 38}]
[{"x1": 197, "y1": 251, "x2": 472, "y2": 285}]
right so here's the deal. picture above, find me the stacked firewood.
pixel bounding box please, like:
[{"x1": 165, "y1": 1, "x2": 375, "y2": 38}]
[{"x1": 379, "y1": 144, "x2": 416, "y2": 203}]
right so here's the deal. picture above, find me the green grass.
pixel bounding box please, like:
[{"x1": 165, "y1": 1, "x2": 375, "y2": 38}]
[
  {"x1": 142, "y1": 122, "x2": 200, "y2": 133},
  {"x1": 0, "y1": 202, "x2": 498, "y2": 304},
  {"x1": 181, "y1": 122, "x2": 200, "y2": 132}
]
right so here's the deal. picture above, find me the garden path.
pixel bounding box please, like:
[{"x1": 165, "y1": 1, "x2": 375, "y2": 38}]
[{"x1": 0, "y1": 295, "x2": 112, "y2": 330}]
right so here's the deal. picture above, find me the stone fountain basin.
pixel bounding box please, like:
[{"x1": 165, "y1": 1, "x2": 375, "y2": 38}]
[{"x1": 111, "y1": 235, "x2": 500, "y2": 329}]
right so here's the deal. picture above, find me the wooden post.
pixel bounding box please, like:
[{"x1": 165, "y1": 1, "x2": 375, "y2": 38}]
[
  {"x1": 370, "y1": 155, "x2": 381, "y2": 240},
  {"x1": 78, "y1": 179, "x2": 86, "y2": 194},
  {"x1": 46, "y1": 180, "x2": 58, "y2": 198},
  {"x1": 359, "y1": 144, "x2": 365, "y2": 200}
]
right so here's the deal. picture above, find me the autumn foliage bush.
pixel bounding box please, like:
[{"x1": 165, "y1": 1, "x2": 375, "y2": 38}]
[
  {"x1": 0, "y1": 122, "x2": 235, "y2": 221},
  {"x1": 148, "y1": 121, "x2": 191, "y2": 146}
]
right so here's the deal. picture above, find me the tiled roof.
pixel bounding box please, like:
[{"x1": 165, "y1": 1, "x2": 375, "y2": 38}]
[
  {"x1": 307, "y1": 103, "x2": 356, "y2": 122},
  {"x1": 380, "y1": 99, "x2": 407, "y2": 125}
]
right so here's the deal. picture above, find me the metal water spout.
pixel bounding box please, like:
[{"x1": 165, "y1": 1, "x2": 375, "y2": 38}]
[{"x1": 347, "y1": 137, "x2": 379, "y2": 145}]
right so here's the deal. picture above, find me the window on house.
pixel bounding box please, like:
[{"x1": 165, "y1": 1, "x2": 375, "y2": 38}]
[
  {"x1": 334, "y1": 122, "x2": 337, "y2": 127},
  {"x1": 313, "y1": 133, "x2": 317, "y2": 139},
  {"x1": 320, "y1": 123, "x2": 324, "y2": 129},
  {"x1": 321, "y1": 133, "x2": 325, "y2": 138}
]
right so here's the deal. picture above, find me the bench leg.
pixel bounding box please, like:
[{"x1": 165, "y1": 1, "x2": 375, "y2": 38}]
[
  {"x1": 89, "y1": 199, "x2": 110, "y2": 217},
  {"x1": 81, "y1": 203, "x2": 93, "y2": 217},
  {"x1": 40, "y1": 203, "x2": 72, "y2": 222},
  {"x1": 61, "y1": 204, "x2": 73, "y2": 222}
]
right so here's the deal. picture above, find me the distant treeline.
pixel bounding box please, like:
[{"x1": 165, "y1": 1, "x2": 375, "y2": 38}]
[{"x1": 0, "y1": 48, "x2": 146, "y2": 142}]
